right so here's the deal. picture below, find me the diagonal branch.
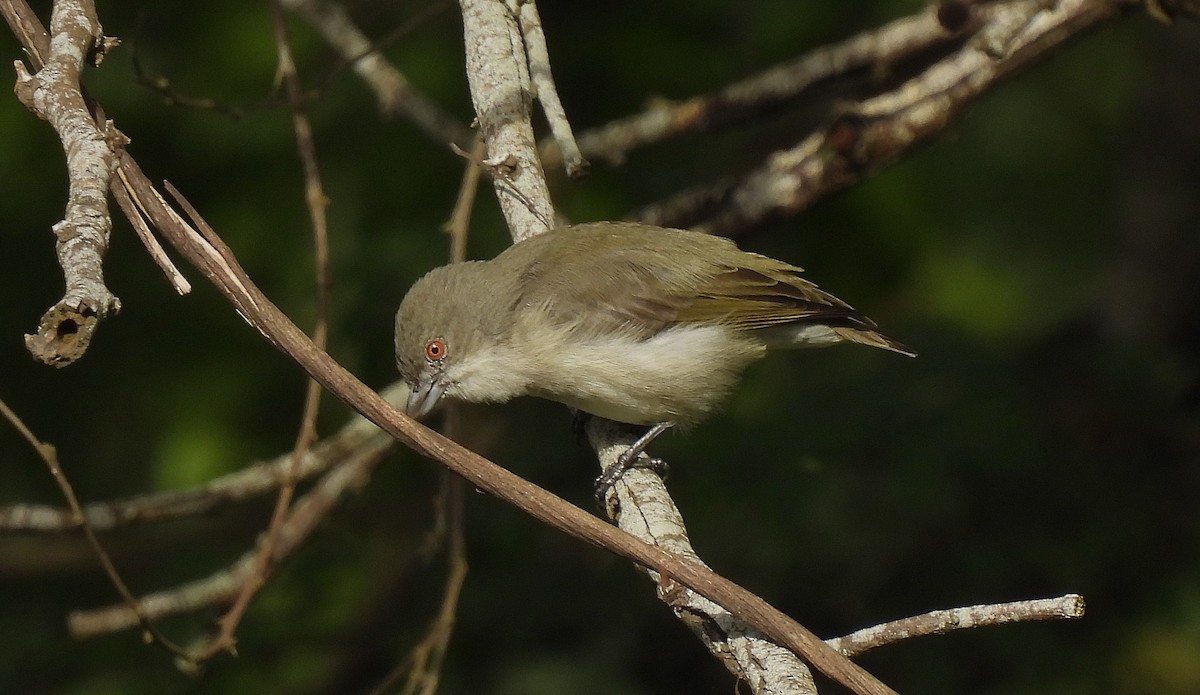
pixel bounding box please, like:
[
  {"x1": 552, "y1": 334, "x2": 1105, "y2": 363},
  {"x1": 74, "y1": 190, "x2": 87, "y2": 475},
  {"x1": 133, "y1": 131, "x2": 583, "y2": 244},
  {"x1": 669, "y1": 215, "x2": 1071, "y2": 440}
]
[
  {"x1": 546, "y1": 3, "x2": 979, "y2": 170},
  {"x1": 0, "y1": 384, "x2": 404, "y2": 533},
  {"x1": 633, "y1": 0, "x2": 1138, "y2": 234},
  {"x1": 279, "y1": 0, "x2": 475, "y2": 148},
  {"x1": 67, "y1": 434, "x2": 394, "y2": 641},
  {"x1": 0, "y1": 395, "x2": 191, "y2": 659},
  {"x1": 115, "y1": 146, "x2": 894, "y2": 693}
]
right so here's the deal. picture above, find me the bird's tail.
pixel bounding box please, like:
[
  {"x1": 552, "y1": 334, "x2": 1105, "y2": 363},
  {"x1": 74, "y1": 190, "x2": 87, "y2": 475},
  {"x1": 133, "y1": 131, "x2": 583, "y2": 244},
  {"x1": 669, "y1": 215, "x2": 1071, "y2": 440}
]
[{"x1": 832, "y1": 326, "x2": 916, "y2": 357}]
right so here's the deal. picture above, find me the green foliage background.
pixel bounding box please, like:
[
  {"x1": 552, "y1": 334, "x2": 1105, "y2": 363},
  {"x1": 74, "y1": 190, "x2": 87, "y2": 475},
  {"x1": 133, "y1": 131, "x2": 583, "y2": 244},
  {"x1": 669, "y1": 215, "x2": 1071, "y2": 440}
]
[{"x1": 2, "y1": 2, "x2": 1199, "y2": 693}]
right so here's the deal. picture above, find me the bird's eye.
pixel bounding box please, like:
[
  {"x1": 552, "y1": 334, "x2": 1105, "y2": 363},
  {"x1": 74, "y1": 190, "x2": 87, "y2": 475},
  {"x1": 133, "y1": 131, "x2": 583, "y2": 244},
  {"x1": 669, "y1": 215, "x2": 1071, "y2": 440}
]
[{"x1": 425, "y1": 339, "x2": 447, "y2": 361}]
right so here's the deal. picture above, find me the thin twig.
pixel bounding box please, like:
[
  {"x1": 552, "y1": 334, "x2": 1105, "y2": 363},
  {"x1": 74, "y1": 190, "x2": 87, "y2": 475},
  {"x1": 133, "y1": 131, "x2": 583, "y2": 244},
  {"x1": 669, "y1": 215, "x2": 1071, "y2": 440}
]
[
  {"x1": 371, "y1": 423, "x2": 469, "y2": 695},
  {"x1": 111, "y1": 174, "x2": 191, "y2": 295},
  {"x1": 0, "y1": 383, "x2": 404, "y2": 533},
  {"x1": 0, "y1": 395, "x2": 190, "y2": 659},
  {"x1": 68, "y1": 435, "x2": 393, "y2": 640},
  {"x1": 374, "y1": 139, "x2": 483, "y2": 694},
  {"x1": 186, "y1": 4, "x2": 336, "y2": 663},
  {"x1": 635, "y1": 0, "x2": 1125, "y2": 235},
  {"x1": 547, "y1": 4, "x2": 975, "y2": 170},
  {"x1": 127, "y1": 0, "x2": 471, "y2": 149},
  {"x1": 443, "y1": 136, "x2": 486, "y2": 262},
  {"x1": 280, "y1": 0, "x2": 473, "y2": 147},
  {"x1": 516, "y1": 0, "x2": 586, "y2": 177},
  {"x1": 828, "y1": 594, "x2": 1087, "y2": 657},
  {"x1": 448, "y1": 142, "x2": 554, "y2": 230}
]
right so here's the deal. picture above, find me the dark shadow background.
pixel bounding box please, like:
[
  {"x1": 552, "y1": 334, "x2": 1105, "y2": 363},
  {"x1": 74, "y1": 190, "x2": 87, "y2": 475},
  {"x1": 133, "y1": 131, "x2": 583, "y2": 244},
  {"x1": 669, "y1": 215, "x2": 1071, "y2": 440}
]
[{"x1": 1, "y1": 2, "x2": 1198, "y2": 693}]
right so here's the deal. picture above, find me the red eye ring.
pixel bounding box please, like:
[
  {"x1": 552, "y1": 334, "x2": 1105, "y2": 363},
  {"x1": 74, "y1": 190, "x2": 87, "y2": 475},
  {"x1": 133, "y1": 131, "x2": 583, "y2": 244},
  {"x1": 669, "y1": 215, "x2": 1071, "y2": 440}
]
[{"x1": 425, "y1": 339, "x2": 447, "y2": 361}]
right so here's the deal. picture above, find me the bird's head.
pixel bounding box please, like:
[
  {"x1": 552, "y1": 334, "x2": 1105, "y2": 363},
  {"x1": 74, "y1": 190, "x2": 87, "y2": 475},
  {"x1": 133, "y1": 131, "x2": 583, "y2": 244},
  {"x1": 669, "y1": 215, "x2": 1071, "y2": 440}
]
[{"x1": 394, "y1": 261, "x2": 519, "y2": 419}]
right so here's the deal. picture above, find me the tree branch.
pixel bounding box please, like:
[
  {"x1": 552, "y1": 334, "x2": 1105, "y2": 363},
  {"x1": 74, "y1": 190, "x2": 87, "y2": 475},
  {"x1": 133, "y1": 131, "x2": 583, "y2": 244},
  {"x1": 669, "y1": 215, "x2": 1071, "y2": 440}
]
[
  {"x1": 545, "y1": 2, "x2": 978, "y2": 170},
  {"x1": 67, "y1": 434, "x2": 393, "y2": 642},
  {"x1": 629, "y1": 0, "x2": 1175, "y2": 234},
  {"x1": 588, "y1": 419, "x2": 818, "y2": 695},
  {"x1": 12, "y1": 0, "x2": 121, "y2": 366},
  {"x1": 828, "y1": 594, "x2": 1087, "y2": 657},
  {"x1": 0, "y1": 383, "x2": 404, "y2": 533},
  {"x1": 517, "y1": 0, "x2": 586, "y2": 177},
  {"x1": 279, "y1": 0, "x2": 475, "y2": 148},
  {"x1": 459, "y1": 0, "x2": 554, "y2": 240}
]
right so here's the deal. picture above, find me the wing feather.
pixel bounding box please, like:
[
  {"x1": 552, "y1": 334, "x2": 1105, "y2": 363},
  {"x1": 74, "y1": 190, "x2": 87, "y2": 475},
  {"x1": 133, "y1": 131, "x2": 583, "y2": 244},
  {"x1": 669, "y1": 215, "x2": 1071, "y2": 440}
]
[{"x1": 501, "y1": 223, "x2": 909, "y2": 354}]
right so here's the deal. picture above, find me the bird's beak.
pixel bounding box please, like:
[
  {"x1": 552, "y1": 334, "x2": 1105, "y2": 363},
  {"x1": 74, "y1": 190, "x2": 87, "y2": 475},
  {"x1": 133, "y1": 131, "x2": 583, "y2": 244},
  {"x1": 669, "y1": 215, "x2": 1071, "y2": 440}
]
[{"x1": 405, "y1": 374, "x2": 446, "y2": 420}]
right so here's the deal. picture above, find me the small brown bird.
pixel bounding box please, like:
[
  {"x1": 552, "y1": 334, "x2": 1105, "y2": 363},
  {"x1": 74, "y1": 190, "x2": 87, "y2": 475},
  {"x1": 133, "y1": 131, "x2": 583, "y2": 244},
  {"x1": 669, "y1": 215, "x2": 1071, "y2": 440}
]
[{"x1": 395, "y1": 222, "x2": 911, "y2": 488}]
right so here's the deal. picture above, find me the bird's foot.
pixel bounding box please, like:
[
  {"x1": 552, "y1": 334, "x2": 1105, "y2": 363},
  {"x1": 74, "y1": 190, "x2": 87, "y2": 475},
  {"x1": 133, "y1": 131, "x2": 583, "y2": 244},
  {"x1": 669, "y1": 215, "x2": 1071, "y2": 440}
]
[{"x1": 593, "y1": 421, "x2": 673, "y2": 506}]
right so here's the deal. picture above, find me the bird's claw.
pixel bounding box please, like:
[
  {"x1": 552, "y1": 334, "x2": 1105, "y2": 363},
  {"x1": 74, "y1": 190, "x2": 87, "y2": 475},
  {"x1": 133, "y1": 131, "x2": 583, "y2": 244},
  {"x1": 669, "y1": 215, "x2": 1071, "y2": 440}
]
[{"x1": 593, "y1": 450, "x2": 669, "y2": 508}]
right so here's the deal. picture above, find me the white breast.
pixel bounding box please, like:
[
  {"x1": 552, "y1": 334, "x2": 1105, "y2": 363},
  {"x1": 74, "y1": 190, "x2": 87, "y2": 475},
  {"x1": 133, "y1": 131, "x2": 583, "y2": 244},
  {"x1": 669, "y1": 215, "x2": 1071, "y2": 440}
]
[{"x1": 525, "y1": 323, "x2": 765, "y2": 425}]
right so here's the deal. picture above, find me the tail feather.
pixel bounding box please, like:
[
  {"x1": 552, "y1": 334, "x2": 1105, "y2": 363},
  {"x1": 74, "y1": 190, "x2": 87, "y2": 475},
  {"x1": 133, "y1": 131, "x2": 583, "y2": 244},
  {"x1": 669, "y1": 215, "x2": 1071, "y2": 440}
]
[{"x1": 832, "y1": 326, "x2": 916, "y2": 357}]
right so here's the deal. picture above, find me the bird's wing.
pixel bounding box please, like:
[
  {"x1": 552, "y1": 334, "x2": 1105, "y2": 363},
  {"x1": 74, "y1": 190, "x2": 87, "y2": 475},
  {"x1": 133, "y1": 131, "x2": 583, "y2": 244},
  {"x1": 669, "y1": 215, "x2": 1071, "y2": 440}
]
[
  {"x1": 680, "y1": 264, "x2": 871, "y2": 331},
  {"x1": 685, "y1": 262, "x2": 916, "y2": 354},
  {"x1": 511, "y1": 233, "x2": 705, "y2": 339},
  {"x1": 509, "y1": 224, "x2": 871, "y2": 340}
]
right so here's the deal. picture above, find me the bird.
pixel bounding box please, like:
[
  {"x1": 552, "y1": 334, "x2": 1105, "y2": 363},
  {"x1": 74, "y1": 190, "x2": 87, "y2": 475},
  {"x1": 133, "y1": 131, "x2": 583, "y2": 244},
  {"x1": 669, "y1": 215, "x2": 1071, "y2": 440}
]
[{"x1": 394, "y1": 221, "x2": 912, "y2": 491}]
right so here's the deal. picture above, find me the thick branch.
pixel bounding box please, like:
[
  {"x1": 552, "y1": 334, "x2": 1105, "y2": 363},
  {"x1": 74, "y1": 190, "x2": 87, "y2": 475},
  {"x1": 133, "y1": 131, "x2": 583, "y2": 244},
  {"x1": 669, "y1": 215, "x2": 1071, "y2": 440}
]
[
  {"x1": 458, "y1": 0, "x2": 554, "y2": 240},
  {"x1": 588, "y1": 419, "x2": 817, "y2": 695},
  {"x1": 13, "y1": 0, "x2": 121, "y2": 366}
]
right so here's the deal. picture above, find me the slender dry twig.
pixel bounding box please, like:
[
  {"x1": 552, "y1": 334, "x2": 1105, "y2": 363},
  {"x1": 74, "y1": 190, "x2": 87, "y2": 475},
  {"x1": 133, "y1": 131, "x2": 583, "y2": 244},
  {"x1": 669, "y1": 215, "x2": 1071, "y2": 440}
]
[
  {"x1": 828, "y1": 594, "x2": 1087, "y2": 657},
  {"x1": 69, "y1": 434, "x2": 394, "y2": 640},
  {"x1": 128, "y1": 0, "x2": 472, "y2": 149},
  {"x1": 111, "y1": 179, "x2": 191, "y2": 294},
  {"x1": 0, "y1": 383, "x2": 404, "y2": 533},
  {"x1": 180, "y1": 4, "x2": 337, "y2": 664},
  {"x1": 634, "y1": 0, "x2": 1131, "y2": 234},
  {"x1": 370, "y1": 415, "x2": 470, "y2": 695},
  {"x1": 372, "y1": 134, "x2": 483, "y2": 695},
  {"x1": 443, "y1": 136, "x2": 486, "y2": 262},
  {"x1": 14, "y1": 0, "x2": 121, "y2": 366},
  {"x1": 279, "y1": 0, "x2": 473, "y2": 147},
  {"x1": 516, "y1": 0, "x2": 586, "y2": 177},
  {"x1": 546, "y1": 3, "x2": 977, "y2": 171},
  {"x1": 0, "y1": 395, "x2": 190, "y2": 658}
]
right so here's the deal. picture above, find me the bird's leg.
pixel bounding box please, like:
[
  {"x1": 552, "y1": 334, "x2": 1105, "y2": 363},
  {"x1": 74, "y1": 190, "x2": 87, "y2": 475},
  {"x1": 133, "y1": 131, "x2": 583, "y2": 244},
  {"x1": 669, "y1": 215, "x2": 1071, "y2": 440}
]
[
  {"x1": 570, "y1": 409, "x2": 592, "y2": 444},
  {"x1": 593, "y1": 421, "x2": 674, "y2": 503}
]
